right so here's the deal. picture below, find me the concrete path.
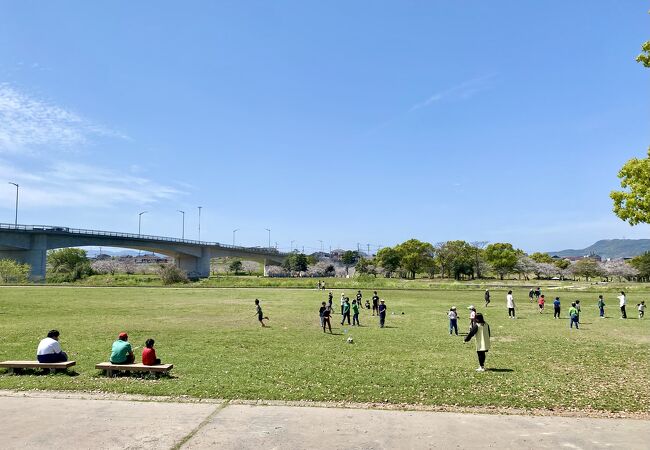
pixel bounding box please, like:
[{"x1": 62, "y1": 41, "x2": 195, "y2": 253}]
[{"x1": 0, "y1": 391, "x2": 647, "y2": 449}]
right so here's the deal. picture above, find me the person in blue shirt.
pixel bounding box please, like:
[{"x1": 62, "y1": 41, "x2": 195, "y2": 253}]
[{"x1": 553, "y1": 297, "x2": 561, "y2": 319}]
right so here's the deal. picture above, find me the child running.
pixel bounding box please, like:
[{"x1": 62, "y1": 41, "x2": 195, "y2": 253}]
[
  {"x1": 638, "y1": 301, "x2": 646, "y2": 319},
  {"x1": 448, "y1": 306, "x2": 459, "y2": 336},
  {"x1": 538, "y1": 295, "x2": 545, "y2": 313},
  {"x1": 254, "y1": 299, "x2": 269, "y2": 327}
]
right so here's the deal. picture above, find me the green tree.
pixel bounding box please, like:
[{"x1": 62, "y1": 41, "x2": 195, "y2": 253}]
[
  {"x1": 341, "y1": 250, "x2": 359, "y2": 275},
  {"x1": 572, "y1": 258, "x2": 603, "y2": 281},
  {"x1": 283, "y1": 253, "x2": 309, "y2": 273},
  {"x1": 394, "y1": 239, "x2": 434, "y2": 279},
  {"x1": 530, "y1": 252, "x2": 554, "y2": 264},
  {"x1": 637, "y1": 40, "x2": 650, "y2": 67},
  {"x1": 375, "y1": 247, "x2": 401, "y2": 277},
  {"x1": 611, "y1": 148, "x2": 650, "y2": 225},
  {"x1": 484, "y1": 243, "x2": 518, "y2": 280},
  {"x1": 47, "y1": 248, "x2": 93, "y2": 281},
  {"x1": 228, "y1": 259, "x2": 243, "y2": 274},
  {"x1": 355, "y1": 258, "x2": 377, "y2": 277},
  {"x1": 630, "y1": 252, "x2": 650, "y2": 281},
  {"x1": 0, "y1": 259, "x2": 30, "y2": 283},
  {"x1": 436, "y1": 240, "x2": 477, "y2": 279}
]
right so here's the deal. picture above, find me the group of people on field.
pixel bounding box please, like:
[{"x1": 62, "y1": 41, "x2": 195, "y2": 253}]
[
  {"x1": 36, "y1": 330, "x2": 162, "y2": 366},
  {"x1": 317, "y1": 290, "x2": 386, "y2": 333}
]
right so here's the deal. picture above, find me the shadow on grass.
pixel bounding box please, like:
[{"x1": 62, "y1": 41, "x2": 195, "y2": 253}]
[
  {"x1": 3, "y1": 369, "x2": 79, "y2": 377},
  {"x1": 487, "y1": 368, "x2": 513, "y2": 373}
]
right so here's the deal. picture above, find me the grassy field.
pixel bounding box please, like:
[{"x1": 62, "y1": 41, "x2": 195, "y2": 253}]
[{"x1": 0, "y1": 286, "x2": 648, "y2": 413}]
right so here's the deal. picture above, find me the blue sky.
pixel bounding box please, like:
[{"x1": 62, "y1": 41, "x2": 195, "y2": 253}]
[{"x1": 0, "y1": 1, "x2": 648, "y2": 253}]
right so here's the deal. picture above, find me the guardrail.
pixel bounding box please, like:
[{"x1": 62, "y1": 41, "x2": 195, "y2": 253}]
[{"x1": 0, "y1": 223, "x2": 282, "y2": 255}]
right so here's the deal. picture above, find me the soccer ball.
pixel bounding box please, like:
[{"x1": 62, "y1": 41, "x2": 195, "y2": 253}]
[{"x1": 347, "y1": 337, "x2": 354, "y2": 344}]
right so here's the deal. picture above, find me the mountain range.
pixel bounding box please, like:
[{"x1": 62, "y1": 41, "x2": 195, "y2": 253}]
[{"x1": 548, "y1": 239, "x2": 650, "y2": 260}]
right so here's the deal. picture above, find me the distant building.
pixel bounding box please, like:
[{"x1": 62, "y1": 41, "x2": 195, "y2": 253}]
[{"x1": 134, "y1": 255, "x2": 170, "y2": 264}]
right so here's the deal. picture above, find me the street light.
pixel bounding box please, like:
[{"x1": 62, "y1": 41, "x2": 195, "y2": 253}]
[
  {"x1": 290, "y1": 240, "x2": 295, "y2": 252},
  {"x1": 138, "y1": 211, "x2": 148, "y2": 235},
  {"x1": 8, "y1": 182, "x2": 18, "y2": 226},
  {"x1": 198, "y1": 206, "x2": 202, "y2": 241},
  {"x1": 264, "y1": 228, "x2": 271, "y2": 249},
  {"x1": 233, "y1": 228, "x2": 239, "y2": 246},
  {"x1": 177, "y1": 210, "x2": 185, "y2": 239}
]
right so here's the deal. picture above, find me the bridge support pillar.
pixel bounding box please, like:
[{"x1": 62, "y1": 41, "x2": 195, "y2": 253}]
[
  {"x1": 175, "y1": 249, "x2": 211, "y2": 279},
  {"x1": 0, "y1": 235, "x2": 47, "y2": 282}
]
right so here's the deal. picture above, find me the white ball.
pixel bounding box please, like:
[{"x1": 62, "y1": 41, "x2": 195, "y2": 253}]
[{"x1": 347, "y1": 337, "x2": 354, "y2": 344}]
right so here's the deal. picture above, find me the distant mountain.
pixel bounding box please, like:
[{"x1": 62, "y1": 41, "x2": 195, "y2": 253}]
[{"x1": 548, "y1": 239, "x2": 650, "y2": 260}]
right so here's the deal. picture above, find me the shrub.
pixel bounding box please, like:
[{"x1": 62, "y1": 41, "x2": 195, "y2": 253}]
[
  {"x1": 0, "y1": 259, "x2": 30, "y2": 284},
  {"x1": 157, "y1": 264, "x2": 189, "y2": 285}
]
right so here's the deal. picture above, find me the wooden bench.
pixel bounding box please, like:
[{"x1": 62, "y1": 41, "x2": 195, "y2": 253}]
[
  {"x1": 0, "y1": 360, "x2": 76, "y2": 374},
  {"x1": 95, "y1": 362, "x2": 173, "y2": 377}
]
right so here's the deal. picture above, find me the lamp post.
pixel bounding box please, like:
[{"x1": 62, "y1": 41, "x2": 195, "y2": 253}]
[
  {"x1": 264, "y1": 228, "x2": 271, "y2": 249},
  {"x1": 233, "y1": 228, "x2": 239, "y2": 246},
  {"x1": 177, "y1": 210, "x2": 185, "y2": 239},
  {"x1": 138, "y1": 211, "x2": 148, "y2": 235},
  {"x1": 318, "y1": 240, "x2": 323, "y2": 253},
  {"x1": 8, "y1": 182, "x2": 18, "y2": 226},
  {"x1": 290, "y1": 240, "x2": 295, "y2": 252},
  {"x1": 198, "y1": 206, "x2": 202, "y2": 241}
]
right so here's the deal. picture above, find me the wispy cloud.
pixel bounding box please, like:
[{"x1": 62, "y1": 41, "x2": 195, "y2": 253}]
[
  {"x1": 0, "y1": 159, "x2": 185, "y2": 209},
  {"x1": 0, "y1": 83, "x2": 128, "y2": 153},
  {"x1": 409, "y1": 74, "x2": 496, "y2": 112}
]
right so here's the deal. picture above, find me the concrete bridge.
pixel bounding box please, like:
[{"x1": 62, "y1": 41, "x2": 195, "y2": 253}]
[{"x1": 0, "y1": 223, "x2": 287, "y2": 281}]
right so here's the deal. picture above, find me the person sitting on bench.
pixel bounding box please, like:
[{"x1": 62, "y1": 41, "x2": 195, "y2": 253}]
[
  {"x1": 110, "y1": 332, "x2": 135, "y2": 364},
  {"x1": 36, "y1": 329, "x2": 68, "y2": 363},
  {"x1": 141, "y1": 338, "x2": 161, "y2": 366}
]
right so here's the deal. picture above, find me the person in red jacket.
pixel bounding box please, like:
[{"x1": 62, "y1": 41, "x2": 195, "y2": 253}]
[{"x1": 142, "y1": 339, "x2": 161, "y2": 365}]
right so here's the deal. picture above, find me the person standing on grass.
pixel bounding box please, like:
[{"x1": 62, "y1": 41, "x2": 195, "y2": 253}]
[
  {"x1": 372, "y1": 291, "x2": 380, "y2": 316},
  {"x1": 553, "y1": 297, "x2": 561, "y2": 319},
  {"x1": 341, "y1": 297, "x2": 351, "y2": 325},
  {"x1": 340, "y1": 293, "x2": 346, "y2": 315},
  {"x1": 468, "y1": 305, "x2": 477, "y2": 331},
  {"x1": 36, "y1": 330, "x2": 68, "y2": 363},
  {"x1": 638, "y1": 301, "x2": 645, "y2": 319},
  {"x1": 575, "y1": 300, "x2": 581, "y2": 317},
  {"x1": 319, "y1": 301, "x2": 327, "y2": 328},
  {"x1": 569, "y1": 302, "x2": 579, "y2": 329},
  {"x1": 538, "y1": 295, "x2": 545, "y2": 313},
  {"x1": 448, "y1": 306, "x2": 459, "y2": 336},
  {"x1": 506, "y1": 290, "x2": 516, "y2": 319},
  {"x1": 328, "y1": 291, "x2": 333, "y2": 303},
  {"x1": 254, "y1": 299, "x2": 269, "y2": 327},
  {"x1": 535, "y1": 287, "x2": 541, "y2": 300},
  {"x1": 618, "y1": 291, "x2": 627, "y2": 319},
  {"x1": 352, "y1": 299, "x2": 361, "y2": 326},
  {"x1": 322, "y1": 302, "x2": 332, "y2": 333},
  {"x1": 464, "y1": 313, "x2": 491, "y2": 372},
  {"x1": 378, "y1": 299, "x2": 387, "y2": 328},
  {"x1": 597, "y1": 295, "x2": 605, "y2": 318},
  {"x1": 356, "y1": 290, "x2": 363, "y2": 306},
  {"x1": 528, "y1": 289, "x2": 534, "y2": 303},
  {"x1": 484, "y1": 289, "x2": 490, "y2": 307},
  {"x1": 110, "y1": 332, "x2": 135, "y2": 364}
]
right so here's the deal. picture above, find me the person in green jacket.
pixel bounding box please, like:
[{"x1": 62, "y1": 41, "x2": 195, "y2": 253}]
[
  {"x1": 110, "y1": 332, "x2": 135, "y2": 364},
  {"x1": 341, "y1": 298, "x2": 351, "y2": 325},
  {"x1": 463, "y1": 313, "x2": 490, "y2": 372},
  {"x1": 569, "y1": 302, "x2": 579, "y2": 329},
  {"x1": 351, "y1": 299, "x2": 361, "y2": 326},
  {"x1": 597, "y1": 295, "x2": 605, "y2": 318}
]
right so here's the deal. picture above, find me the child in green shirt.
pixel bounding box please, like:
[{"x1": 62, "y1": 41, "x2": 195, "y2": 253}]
[
  {"x1": 569, "y1": 302, "x2": 579, "y2": 329},
  {"x1": 352, "y1": 299, "x2": 360, "y2": 326}
]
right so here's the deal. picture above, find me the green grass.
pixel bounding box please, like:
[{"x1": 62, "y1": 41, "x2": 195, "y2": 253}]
[{"x1": 0, "y1": 286, "x2": 648, "y2": 413}]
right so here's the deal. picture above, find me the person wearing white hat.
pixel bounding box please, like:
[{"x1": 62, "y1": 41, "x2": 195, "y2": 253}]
[
  {"x1": 468, "y1": 305, "x2": 477, "y2": 331},
  {"x1": 447, "y1": 306, "x2": 458, "y2": 336}
]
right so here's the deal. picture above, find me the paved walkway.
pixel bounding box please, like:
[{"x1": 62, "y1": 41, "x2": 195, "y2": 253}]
[{"x1": 0, "y1": 391, "x2": 647, "y2": 449}]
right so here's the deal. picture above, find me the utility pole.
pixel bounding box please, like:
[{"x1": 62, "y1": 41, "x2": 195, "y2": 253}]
[
  {"x1": 8, "y1": 182, "x2": 18, "y2": 226},
  {"x1": 357, "y1": 243, "x2": 360, "y2": 253},
  {"x1": 367, "y1": 243, "x2": 371, "y2": 256},
  {"x1": 265, "y1": 228, "x2": 271, "y2": 248},
  {"x1": 233, "y1": 229, "x2": 239, "y2": 246},
  {"x1": 318, "y1": 240, "x2": 323, "y2": 252},
  {"x1": 290, "y1": 240, "x2": 295, "y2": 252},
  {"x1": 198, "y1": 206, "x2": 202, "y2": 241},
  {"x1": 177, "y1": 210, "x2": 185, "y2": 239},
  {"x1": 138, "y1": 211, "x2": 148, "y2": 235}
]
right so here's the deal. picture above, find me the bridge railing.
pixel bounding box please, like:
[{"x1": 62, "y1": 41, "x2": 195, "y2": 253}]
[{"x1": 0, "y1": 223, "x2": 282, "y2": 255}]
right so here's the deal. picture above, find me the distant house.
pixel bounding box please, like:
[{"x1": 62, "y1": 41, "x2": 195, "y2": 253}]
[
  {"x1": 557, "y1": 253, "x2": 602, "y2": 262},
  {"x1": 135, "y1": 255, "x2": 170, "y2": 264}
]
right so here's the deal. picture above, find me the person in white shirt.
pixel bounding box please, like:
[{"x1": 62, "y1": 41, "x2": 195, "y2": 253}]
[
  {"x1": 617, "y1": 291, "x2": 627, "y2": 319},
  {"x1": 506, "y1": 290, "x2": 516, "y2": 318},
  {"x1": 36, "y1": 330, "x2": 68, "y2": 363},
  {"x1": 637, "y1": 301, "x2": 645, "y2": 319}
]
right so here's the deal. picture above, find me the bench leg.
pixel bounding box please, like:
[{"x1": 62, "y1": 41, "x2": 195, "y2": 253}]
[
  {"x1": 49, "y1": 368, "x2": 56, "y2": 375},
  {"x1": 7, "y1": 368, "x2": 14, "y2": 375}
]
